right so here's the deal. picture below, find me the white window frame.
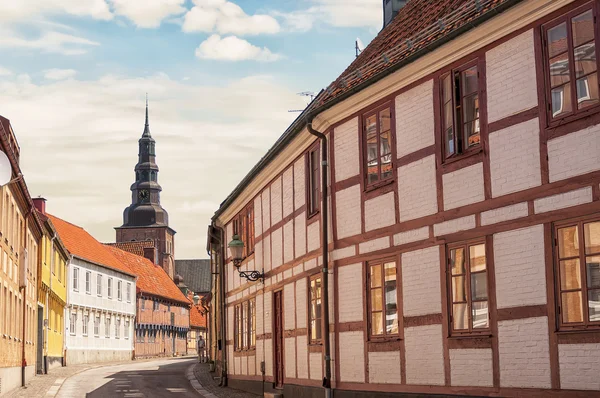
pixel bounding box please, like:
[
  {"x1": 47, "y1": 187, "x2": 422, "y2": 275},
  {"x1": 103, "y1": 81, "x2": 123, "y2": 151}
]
[
  {"x1": 108, "y1": 278, "x2": 113, "y2": 298},
  {"x1": 85, "y1": 271, "x2": 91, "y2": 294},
  {"x1": 125, "y1": 320, "x2": 130, "y2": 339},
  {"x1": 70, "y1": 312, "x2": 77, "y2": 335},
  {"x1": 115, "y1": 318, "x2": 120, "y2": 339},
  {"x1": 117, "y1": 280, "x2": 122, "y2": 301},
  {"x1": 94, "y1": 315, "x2": 100, "y2": 336},
  {"x1": 127, "y1": 283, "x2": 131, "y2": 303},
  {"x1": 97, "y1": 274, "x2": 102, "y2": 296},
  {"x1": 105, "y1": 316, "x2": 111, "y2": 338},
  {"x1": 82, "y1": 314, "x2": 88, "y2": 336},
  {"x1": 73, "y1": 268, "x2": 79, "y2": 291}
]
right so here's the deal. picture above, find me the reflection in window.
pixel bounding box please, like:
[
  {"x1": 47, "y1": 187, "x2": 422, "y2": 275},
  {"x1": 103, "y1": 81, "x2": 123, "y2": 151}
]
[
  {"x1": 309, "y1": 277, "x2": 322, "y2": 343},
  {"x1": 363, "y1": 106, "x2": 393, "y2": 187},
  {"x1": 368, "y1": 260, "x2": 398, "y2": 337}
]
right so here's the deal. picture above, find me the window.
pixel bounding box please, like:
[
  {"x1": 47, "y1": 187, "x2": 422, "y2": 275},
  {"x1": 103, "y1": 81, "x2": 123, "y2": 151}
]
[
  {"x1": 249, "y1": 299, "x2": 256, "y2": 349},
  {"x1": 116, "y1": 318, "x2": 120, "y2": 339},
  {"x1": 85, "y1": 271, "x2": 91, "y2": 294},
  {"x1": 363, "y1": 105, "x2": 393, "y2": 187},
  {"x1": 309, "y1": 276, "x2": 322, "y2": 343},
  {"x1": 125, "y1": 320, "x2": 130, "y2": 339},
  {"x1": 127, "y1": 283, "x2": 131, "y2": 302},
  {"x1": 82, "y1": 314, "x2": 88, "y2": 336},
  {"x1": 368, "y1": 260, "x2": 398, "y2": 338},
  {"x1": 97, "y1": 275, "x2": 102, "y2": 296},
  {"x1": 307, "y1": 145, "x2": 320, "y2": 215},
  {"x1": 73, "y1": 268, "x2": 79, "y2": 291},
  {"x1": 153, "y1": 300, "x2": 160, "y2": 311},
  {"x1": 108, "y1": 278, "x2": 113, "y2": 298},
  {"x1": 242, "y1": 301, "x2": 248, "y2": 349},
  {"x1": 70, "y1": 312, "x2": 77, "y2": 336},
  {"x1": 447, "y1": 241, "x2": 489, "y2": 334},
  {"x1": 544, "y1": 5, "x2": 599, "y2": 123},
  {"x1": 233, "y1": 204, "x2": 255, "y2": 257},
  {"x1": 141, "y1": 299, "x2": 145, "y2": 310},
  {"x1": 106, "y1": 316, "x2": 111, "y2": 338},
  {"x1": 440, "y1": 62, "x2": 481, "y2": 160},
  {"x1": 117, "y1": 280, "x2": 122, "y2": 301},
  {"x1": 94, "y1": 316, "x2": 100, "y2": 336},
  {"x1": 555, "y1": 218, "x2": 600, "y2": 328}
]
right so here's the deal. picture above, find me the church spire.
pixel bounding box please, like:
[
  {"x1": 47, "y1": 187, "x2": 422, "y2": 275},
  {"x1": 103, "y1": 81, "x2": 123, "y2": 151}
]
[{"x1": 143, "y1": 93, "x2": 151, "y2": 137}]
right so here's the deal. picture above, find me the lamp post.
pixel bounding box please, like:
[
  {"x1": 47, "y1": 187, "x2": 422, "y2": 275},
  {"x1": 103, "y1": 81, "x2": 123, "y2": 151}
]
[{"x1": 227, "y1": 235, "x2": 264, "y2": 282}]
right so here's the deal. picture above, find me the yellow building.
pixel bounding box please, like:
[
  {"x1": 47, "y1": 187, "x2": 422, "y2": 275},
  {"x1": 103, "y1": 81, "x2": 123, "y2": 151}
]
[
  {"x1": 0, "y1": 116, "x2": 42, "y2": 395},
  {"x1": 34, "y1": 198, "x2": 68, "y2": 373}
]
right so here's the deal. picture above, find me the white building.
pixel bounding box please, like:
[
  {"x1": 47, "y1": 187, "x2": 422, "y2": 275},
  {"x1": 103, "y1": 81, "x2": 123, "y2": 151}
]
[{"x1": 49, "y1": 214, "x2": 136, "y2": 365}]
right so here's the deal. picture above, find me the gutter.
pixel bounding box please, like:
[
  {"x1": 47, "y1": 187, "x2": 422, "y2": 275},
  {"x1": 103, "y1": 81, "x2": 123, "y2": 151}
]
[{"x1": 211, "y1": 0, "x2": 522, "y2": 222}]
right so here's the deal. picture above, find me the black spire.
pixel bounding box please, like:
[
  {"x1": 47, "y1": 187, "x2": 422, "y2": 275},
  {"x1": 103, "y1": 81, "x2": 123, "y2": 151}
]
[{"x1": 143, "y1": 93, "x2": 151, "y2": 137}]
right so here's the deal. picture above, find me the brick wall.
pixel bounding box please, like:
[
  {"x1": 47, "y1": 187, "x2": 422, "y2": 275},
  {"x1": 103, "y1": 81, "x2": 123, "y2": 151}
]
[
  {"x1": 307, "y1": 220, "x2": 320, "y2": 253},
  {"x1": 309, "y1": 352, "x2": 322, "y2": 380},
  {"x1": 339, "y1": 331, "x2": 365, "y2": 382},
  {"x1": 404, "y1": 324, "x2": 444, "y2": 385},
  {"x1": 442, "y1": 163, "x2": 485, "y2": 210},
  {"x1": 364, "y1": 192, "x2": 395, "y2": 231},
  {"x1": 450, "y1": 349, "x2": 493, "y2": 387},
  {"x1": 334, "y1": 118, "x2": 360, "y2": 182},
  {"x1": 338, "y1": 263, "x2": 364, "y2": 323},
  {"x1": 547, "y1": 122, "x2": 600, "y2": 182},
  {"x1": 295, "y1": 280, "x2": 307, "y2": 328},
  {"x1": 271, "y1": 227, "x2": 283, "y2": 269},
  {"x1": 297, "y1": 335, "x2": 308, "y2": 379},
  {"x1": 262, "y1": 188, "x2": 271, "y2": 230},
  {"x1": 294, "y1": 213, "x2": 306, "y2": 257},
  {"x1": 558, "y1": 343, "x2": 600, "y2": 390},
  {"x1": 282, "y1": 167, "x2": 294, "y2": 218},
  {"x1": 285, "y1": 337, "x2": 296, "y2": 378},
  {"x1": 395, "y1": 79, "x2": 435, "y2": 158},
  {"x1": 335, "y1": 185, "x2": 362, "y2": 239},
  {"x1": 402, "y1": 246, "x2": 442, "y2": 316},
  {"x1": 294, "y1": 157, "x2": 306, "y2": 209},
  {"x1": 368, "y1": 351, "x2": 401, "y2": 384},
  {"x1": 271, "y1": 176, "x2": 283, "y2": 225},
  {"x1": 284, "y1": 283, "x2": 295, "y2": 330},
  {"x1": 283, "y1": 220, "x2": 294, "y2": 264},
  {"x1": 254, "y1": 196, "x2": 262, "y2": 236},
  {"x1": 534, "y1": 186, "x2": 593, "y2": 214},
  {"x1": 398, "y1": 155, "x2": 437, "y2": 222}
]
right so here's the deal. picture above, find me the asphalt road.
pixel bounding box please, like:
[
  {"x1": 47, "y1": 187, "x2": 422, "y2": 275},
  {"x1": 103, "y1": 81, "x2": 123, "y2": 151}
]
[{"x1": 56, "y1": 357, "x2": 199, "y2": 398}]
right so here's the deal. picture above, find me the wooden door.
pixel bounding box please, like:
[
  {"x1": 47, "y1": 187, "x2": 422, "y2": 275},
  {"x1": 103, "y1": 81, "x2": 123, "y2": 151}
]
[{"x1": 273, "y1": 291, "x2": 284, "y2": 388}]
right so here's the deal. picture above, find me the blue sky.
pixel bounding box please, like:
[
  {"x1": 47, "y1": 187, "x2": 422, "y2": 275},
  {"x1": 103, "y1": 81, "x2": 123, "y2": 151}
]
[{"x1": 0, "y1": 0, "x2": 382, "y2": 258}]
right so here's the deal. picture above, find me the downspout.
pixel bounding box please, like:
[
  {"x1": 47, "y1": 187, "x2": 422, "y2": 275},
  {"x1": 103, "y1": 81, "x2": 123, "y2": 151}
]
[
  {"x1": 306, "y1": 121, "x2": 332, "y2": 398},
  {"x1": 21, "y1": 207, "x2": 33, "y2": 387},
  {"x1": 211, "y1": 223, "x2": 228, "y2": 387}
]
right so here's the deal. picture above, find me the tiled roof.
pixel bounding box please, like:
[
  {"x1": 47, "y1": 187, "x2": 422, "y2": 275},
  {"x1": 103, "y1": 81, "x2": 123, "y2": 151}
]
[
  {"x1": 48, "y1": 214, "x2": 135, "y2": 277},
  {"x1": 106, "y1": 245, "x2": 190, "y2": 305},
  {"x1": 316, "y1": 0, "x2": 516, "y2": 106},
  {"x1": 105, "y1": 241, "x2": 155, "y2": 258},
  {"x1": 190, "y1": 304, "x2": 207, "y2": 329},
  {"x1": 175, "y1": 259, "x2": 211, "y2": 294}
]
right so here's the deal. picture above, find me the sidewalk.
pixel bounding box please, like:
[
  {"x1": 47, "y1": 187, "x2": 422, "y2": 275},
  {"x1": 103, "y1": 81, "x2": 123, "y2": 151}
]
[{"x1": 190, "y1": 362, "x2": 260, "y2": 398}]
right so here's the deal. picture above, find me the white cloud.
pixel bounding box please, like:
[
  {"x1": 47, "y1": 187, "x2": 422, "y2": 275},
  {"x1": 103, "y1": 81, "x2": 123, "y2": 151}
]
[
  {"x1": 44, "y1": 69, "x2": 78, "y2": 80},
  {"x1": 0, "y1": 72, "x2": 306, "y2": 258},
  {"x1": 182, "y1": 0, "x2": 280, "y2": 36},
  {"x1": 0, "y1": 0, "x2": 112, "y2": 22},
  {"x1": 109, "y1": 0, "x2": 187, "y2": 28},
  {"x1": 276, "y1": 0, "x2": 382, "y2": 31},
  {"x1": 0, "y1": 66, "x2": 12, "y2": 76},
  {"x1": 0, "y1": 30, "x2": 100, "y2": 55},
  {"x1": 195, "y1": 34, "x2": 281, "y2": 62}
]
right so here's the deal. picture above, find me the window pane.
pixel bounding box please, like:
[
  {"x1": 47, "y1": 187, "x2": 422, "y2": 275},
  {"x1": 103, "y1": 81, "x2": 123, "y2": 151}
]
[
  {"x1": 547, "y1": 22, "x2": 568, "y2": 58},
  {"x1": 472, "y1": 301, "x2": 489, "y2": 329},
  {"x1": 311, "y1": 320, "x2": 317, "y2": 340},
  {"x1": 464, "y1": 121, "x2": 480, "y2": 148},
  {"x1": 574, "y1": 42, "x2": 596, "y2": 78},
  {"x1": 381, "y1": 154, "x2": 393, "y2": 179},
  {"x1": 471, "y1": 272, "x2": 488, "y2": 300},
  {"x1": 588, "y1": 290, "x2": 600, "y2": 322},
  {"x1": 558, "y1": 226, "x2": 580, "y2": 258},
  {"x1": 572, "y1": 10, "x2": 595, "y2": 47},
  {"x1": 453, "y1": 303, "x2": 468, "y2": 330},
  {"x1": 370, "y1": 264, "x2": 382, "y2": 288},
  {"x1": 469, "y1": 244, "x2": 486, "y2": 272},
  {"x1": 586, "y1": 257, "x2": 600, "y2": 288},
  {"x1": 461, "y1": 66, "x2": 478, "y2": 95},
  {"x1": 451, "y1": 275, "x2": 467, "y2": 302},
  {"x1": 384, "y1": 262, "x2": 397, "y2": 334},
  {"x1": 551, "y1": 83, "x2": 573, "y2": 117},
  {"x1": 380, "y1": 130, "x2": 391, "y2": 156},
  {"x1": 371, "y1": 288, "x2": 383, "y2": 312},
  {"x1": 371, "y1": 312, "x2": 383, "y2": 335},
  {"x1": 445, "y1": 127, "x2": 455, "y2": 157},
  {"x1": 577, "y1": 73, "x2": 599, "y2": 109},
  {"x1": 386, "y1": 310, "x2": 398, "y2": 334},
  {"x1": 585, "y1": 221, "x2": 600, "y2": 254},
  {"x1": 462, "y1": 94, "x2": 479, "y2": 123},
  {"x1": 549, "y1": 53, "x2": 571, "y2": 88},
  {"x1": 315, "y1": 317, "x2": 322, "y2": 340},
  {"x1": 450, "y1": 248, "x2": 465, "y2": 275},
  {"x1": 560, "y1": 259, "x2": 582, "y2": 290},
  {"x1": 379, "y1": 108, "x2": 391, "y2": 133},
  {"x1": 442, "y1": 74, "x2": 452, "y2": 103},
  {"x1": 562, "y1": 291, "x2": 584, "y2": 323}
]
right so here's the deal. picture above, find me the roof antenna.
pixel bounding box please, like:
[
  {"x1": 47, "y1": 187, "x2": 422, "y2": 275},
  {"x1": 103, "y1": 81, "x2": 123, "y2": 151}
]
[
  {"x1": 288, "y1": 91, "x2": 316, "y2": 113},
  {"x1": 355, "y1": 38, "x2": 364, "y2": 58}
]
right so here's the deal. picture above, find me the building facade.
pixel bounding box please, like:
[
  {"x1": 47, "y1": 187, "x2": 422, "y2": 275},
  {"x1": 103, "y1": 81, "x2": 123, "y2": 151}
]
[
  {"x1": 48, "y1": 214, "x2": 136, "y2": 365},
  {"x1": 0, "y1": 116, "x2": 42, "y2": 396},
  {"x1": 188, "y1": 303, "x2": 208, "y2": 357},
  {"x1": 208, "y1": 0, "x2": 600, "y2": 397},
  {"x1": 34, "y1": 198, "x2": 69, "y2": 373}
]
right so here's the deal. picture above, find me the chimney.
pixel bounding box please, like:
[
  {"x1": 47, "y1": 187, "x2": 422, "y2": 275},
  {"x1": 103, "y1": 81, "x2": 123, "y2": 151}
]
[
  {"x1": 383, "y1": 0, "x2": 407, "y2": 28},
  {"x1": 33, "y1": 197, "x2": 47, "y2": 215},
  {"x1": 143, "y1": 246, "x2": 157, "y2": 264}
]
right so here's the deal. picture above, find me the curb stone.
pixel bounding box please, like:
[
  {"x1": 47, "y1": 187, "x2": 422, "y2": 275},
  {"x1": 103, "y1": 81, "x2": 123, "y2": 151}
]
[{"x1": 187, "y1": 364, "x2": 218, "y2": 398}]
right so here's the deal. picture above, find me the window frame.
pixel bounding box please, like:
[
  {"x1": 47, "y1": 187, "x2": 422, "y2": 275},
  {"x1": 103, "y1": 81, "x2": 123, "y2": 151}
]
[
  {"x1": 117, "y1": 280, "x2": 122, "y2": 301},
  {"x1": 306, "y1": 143, "x2": 321, "y2": 218},
  {"x1": 97, "y1": 274, "x2": 102, "y2": 297},
  {"x1": 249, "y1": 298, "x2": 256, "y2": 349},
  {"x1": 366, "y1": 258, "x2": 400, "y2": 340},
  {"x1": 82, "y1": 313, "x2": 88, "y2": 336},
  {"x1": 127, "y1": 283, "x2": 131, "y2": 303},
  {"x1": 69, "y1": 312, "x2": 76, "y2": 336},
  {"x1": 73, "y1": 267, "x2": 79, "y2": 291},
  {"x1": 361, "y1": 103, "x2": 396, "y2": 190},
  {"x1": 107, "y1": 278, "x2": 113, "y2": 298},
  {"x1": 85, "y1": 271, "x2": 91, "y2": 294},
  {"x1": 553, "y1": 215, "x2": 600, "y2": 331},
  {"x1": 233, "y1": 203, "x2": 255, "y2": 258},
  {"x1": 542, "y1": 2, "x2": 600, "y2": 128},
  {"x1": 446, "y1": 239, "x2": 491, "y2": 336},
  {"x1": 308, "y1": 274, "x2": 323, "y2": 345}
]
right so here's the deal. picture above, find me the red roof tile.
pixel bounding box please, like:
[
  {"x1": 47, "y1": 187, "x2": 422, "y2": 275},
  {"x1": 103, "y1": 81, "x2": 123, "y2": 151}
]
[
  {"x1": 190, "y1": 304, "x2": 207, "y2": 328},
  {"x1": 47, "y1": 214, "x2": 135, "y2": 277},
  {"x1": 106, "y1": 245, "x2": 190, "y2": 305},
  {"x1": 105, "y1": 241, "x2": 155, "y2": 257}
]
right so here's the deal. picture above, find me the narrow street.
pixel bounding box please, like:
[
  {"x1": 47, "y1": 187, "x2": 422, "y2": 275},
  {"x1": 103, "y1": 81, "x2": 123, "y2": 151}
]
[{"x1": 56, "y1": 358, "x2": 198, "y2": 398}]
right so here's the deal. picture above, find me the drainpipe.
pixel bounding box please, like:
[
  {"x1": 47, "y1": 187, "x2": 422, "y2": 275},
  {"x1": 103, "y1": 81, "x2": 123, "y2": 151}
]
[
  {"x1": 210, "y1": 223, "x2": 228, "y2": 387},
  {"x1": 306, "y1": 121, "x2": 332, "y2": 398},
  {"x1": 21, "y1": 207, "x2": 33, "y2": 386}
]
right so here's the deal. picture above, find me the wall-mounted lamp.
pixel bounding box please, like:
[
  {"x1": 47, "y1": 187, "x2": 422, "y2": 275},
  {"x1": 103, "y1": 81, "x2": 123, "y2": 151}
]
[
  {"x1": 193, "y1": 294, "x2": 200, "y2": 305},
  {"x1": 228, "y1": 234, "x2": 264, "y2": 282}
]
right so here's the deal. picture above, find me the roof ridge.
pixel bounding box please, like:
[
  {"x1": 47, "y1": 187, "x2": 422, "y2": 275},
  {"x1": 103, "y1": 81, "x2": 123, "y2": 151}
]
[{"x1": 47, "y1": 213, "x2": 86, "y2": 230}]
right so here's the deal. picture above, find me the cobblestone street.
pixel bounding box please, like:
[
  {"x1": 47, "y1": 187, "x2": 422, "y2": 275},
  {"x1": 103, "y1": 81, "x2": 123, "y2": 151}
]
[{"x1": 192, "y1": 363, "x2": 259, "y2": 398}]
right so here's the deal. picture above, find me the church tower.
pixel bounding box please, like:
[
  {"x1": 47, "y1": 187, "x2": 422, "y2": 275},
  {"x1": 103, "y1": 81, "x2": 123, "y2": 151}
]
[{"x1": 115, "y1": 98, "x2": 176, "y2": 278}]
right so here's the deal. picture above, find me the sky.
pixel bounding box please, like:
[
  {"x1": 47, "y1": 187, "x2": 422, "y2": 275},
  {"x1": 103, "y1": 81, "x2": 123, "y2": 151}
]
[{"x1": 0, "y1": 0, "x2": 383, "y2": 259}]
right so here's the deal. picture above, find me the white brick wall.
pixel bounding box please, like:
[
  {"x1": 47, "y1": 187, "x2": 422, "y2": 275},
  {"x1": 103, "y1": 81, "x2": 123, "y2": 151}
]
[
  {"x1": 489, "y1": 118, "x2": 541, "y2": 197},
  {"x1": 263, "y1": 234, "x2": 271, "y2": 272},
  {"x1": 271, "y1": 227, "x2": 283, "y2": 269},
  {"x1": 558, "y1": 343, "x2": 600, "y2": 390},
  {"x1": 248, "y1": 353, "x2": 256, "y2": 375},
  {"x1": 285, "y1": 337, "x2": 296, "y2": 378},
  {"x1": 294, "y1": 158, "x2": 305, "y2": 210},
  {"x1": 227, "y1": 306, "x2": 234, "y2": 340},
  {"x1": 331, "y1": 246, "x2": 356, "y2": 261},
  {"x1": 368, "y1": 351, "x2": 401, "y2": 384},
  {"x1": 493, "y1": 225, "x2": 547, "y2": 309},
  {"x1": 284, "y1": 282, "x2": 295, "y2": 330},
  {"x1": 498, "y1": 317, "x2": 551, "y2": 388},
  {"x1": 398, "y1": 155, "x2": 438, "y2": 222},
  {"x1": 307, "y1": 220, "x2": 320, "y2": 252},
  {"x1": 442, "y1": 163, "x2": 485, "y2": 210},
  {"x1": 359, "y1": 236, "x2": 390, "y2": 254},
  {"x1": 481, "y1": 202, "x2": 528, "y2": 226},
  {"x1": 338, "y1": 263, "x2": 364, "y2": 323},
  {"x1": 433, "y1": 215, "x2": 475, "y2": 236},
  {"x1": 548, "y1": 124, "x2": 600, "y2": 182},
  {"x1": 295, "y1": 279, "x2": 307, "y2": 328},
  {"x1": 264, "y1": 339, "x2": 273, "y2": 376},
  {"x1": 404, "y1": 324, "x2": 445, "y2": 385},
  {"x1": 334, "y1": 117, "x2": 360, "y2": 182},
  {"x1": 263, "y1": 292, "x2": 272, "y2": 334},
  {"x1": 294, "y1": 213, "x2": 306, "y2": 258},
  {"x1": 297, "y1": 335, "x2": 308, "y2": 379},
  {"x1": 255, "y1": 294, "x2": 264, "y2": 336},
  {"x1": 254, "y1": 239, "x2": 263, "y2": 270},
  {"x1": 309, "y1": 352, "x2": 322, "y2": 380},
  {"x1": 339, "y1": 331, "x2": 365, "y2": 382},
  {"x1": 364, "y1": 192, "x2": 396, "y2": 231},
  {"x1": 534, "y1": 187, "x2": 593, "y2": 214},
  {"x1": 262, "y1": 188, "x2": 271, "y2": 230},
  {"x1": 335, "y1": 185, "x2": 362, "y2": 239},
  {"x1": 393, "y1": 226, "x2": 429, "y2": 246},
  {"x1": 282, "y1": 167, "x2": 294, "y2": 218},
  {"x1": 283, "y1": 220, "x2": 294, "y2": 264},
  {"x1": 254, "y1": 196, "x2": 262, "y2": 236},
  {"x1": 395, "y1": 80, "x2": 435, "y2": 158},
  {"x1": 450, "y1": 349, "x2": 493, "y2": 387},
  {"x1": 486, "y1": 30, "x2": 538, "y2": 122},
  {"x1": 271, "y1": 177, "x2": 283, "y2": 225},
  {"x1": 402, "y1": 246, "x2": 442, "y2": 316}
]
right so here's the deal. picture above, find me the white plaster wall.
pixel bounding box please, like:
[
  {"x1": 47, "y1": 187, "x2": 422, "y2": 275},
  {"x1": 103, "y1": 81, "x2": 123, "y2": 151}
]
[
  {"x1": 335, "y1": 185, "x2": 362, "y2": 239},
  {"x1": 368, "y1": 351, "x2": 401, "y2": 384},
  {"x1": 334, "y1": 117, "x2": 360, "y2": 182},
  {"x1": 558, "y1": 343, "x2": 600, "y2": 390},
  {"x1": 338, "y1": 331, "x2": 365, "y2": 382},
  {"x1": 548, "y1": 124, "x2": 600, "y2": 182},
  {"x1": 338, "y1": 263, "x2": 364, "y2": 323},
  {"x1": 398, "y1": 155, "x2": 438, "y2": 222},
  {"x1": 404, "y1": 324, "x2": 444, "y2": 385},
  {"x1": 402, "y1": 246, "x2": 441, "y2": 316},
  {"x1": 395, "y1": 79, "x2": 435, "y2": 158},
  {"x1": 364, "y1": 192, "x2": 396, "y2": 231},
  {"x1": 450, "y1": 349, "x2": 493, "y2": 387},
  {"x1": 442, "y1": 163, "x2": 485, "y2": 210}
]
